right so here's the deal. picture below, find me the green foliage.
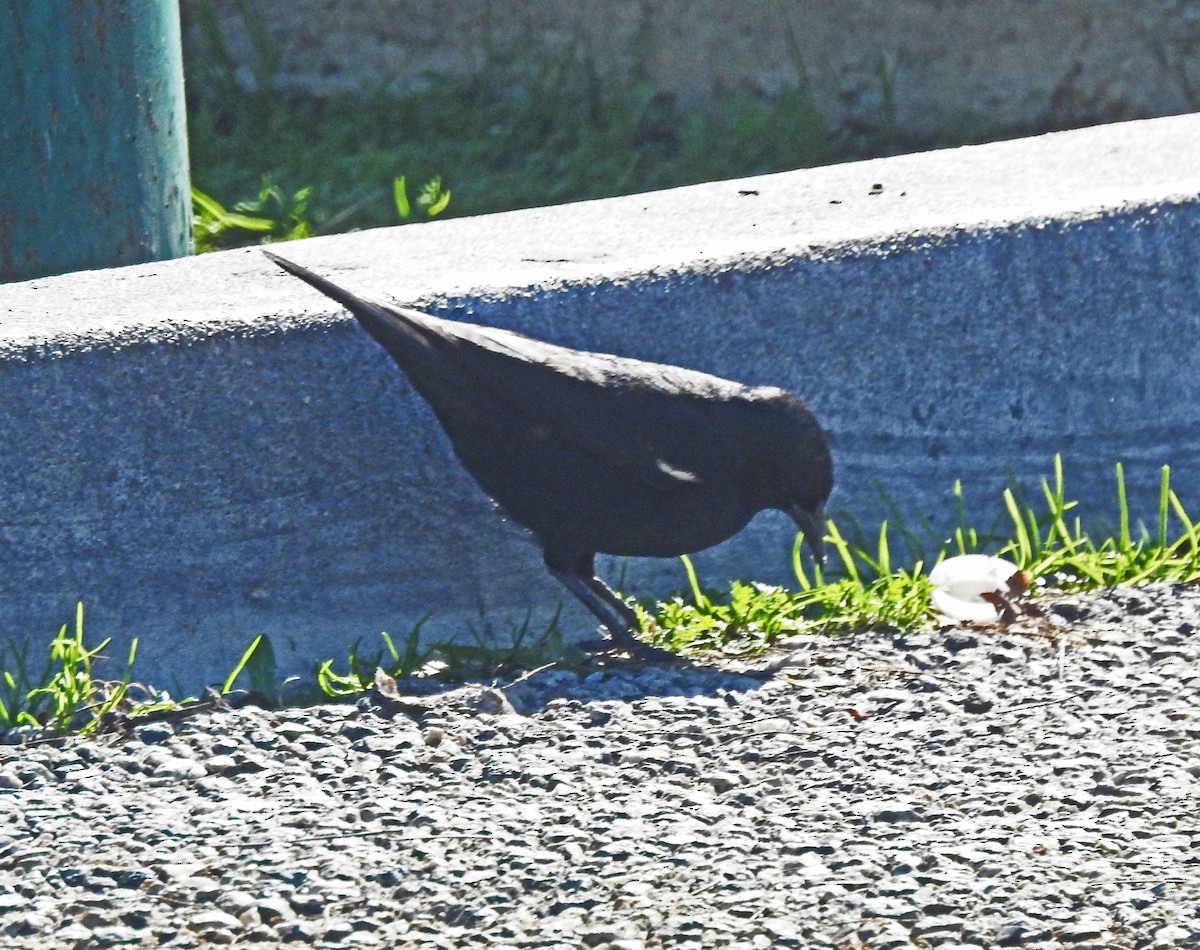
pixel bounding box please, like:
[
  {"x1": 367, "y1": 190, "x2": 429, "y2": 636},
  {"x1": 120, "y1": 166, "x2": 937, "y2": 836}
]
[
  {"x1": 184, "y1": 4, "x2": 1015, "y2": 250},
  {"x1": 192, "y1": 180, "x2": 312, "y2": 252},
  {"x1": 0, "y1": 610, "x2": 293, "y2": 738},
  {"x1": 185, "y1": 38, "x2": 849, "y2": 247},
  {"x1": 996, "y1": 455, "x2": 1200, "y2": 588},
  {"x1": 645, "y1": 522, "x2": 936, "y2": 656},
  {"x1": 647, "y1": 575, "x2": 808, "y2": 655},
  {"x1": 394, "y1": 175, "x2": 452, "y2": 222},
  {"x1": 0, "y1": 604, "x2": 142, "y2": 736},
  {"x1": 191, "y1": 173, "x2": 452, "y2": 252},
  {"x1": 432, "y1": 605, "x2": 571, "y2": 681},
  {"x1": 315, "y1": 606, "x2": 568, "y2": 697},
  {"x1": 643, "y1": 455, "x2": 1200, "y2": 657},
  {"x1": 219, "y1": 633, "x2": 298, "y2": 700},
  {"x1": 316, "y1": 615, "x2": 434, "y2": 697}
]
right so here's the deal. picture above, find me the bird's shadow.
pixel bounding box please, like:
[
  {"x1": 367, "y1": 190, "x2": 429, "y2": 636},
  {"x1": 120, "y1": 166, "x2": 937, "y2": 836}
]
[{"x1": 360, "y1": 647, "x2": 781, "y2": 721}]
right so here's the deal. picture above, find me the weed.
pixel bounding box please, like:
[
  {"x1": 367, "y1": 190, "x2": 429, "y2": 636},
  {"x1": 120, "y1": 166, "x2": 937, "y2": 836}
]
[
  {"x1": 313, "y1": 603, "x2": 568, "y2": 696},
  {"x1": 996, "y1": 455, "x2": 1200, "y2": 588},
  {"x1": 316, "y1": 614, "x2": 435, "y2": 698},
  {"x1": 192, "y1": 173, "x2": 452, "y2": 252},
  {"x1": 0, "y1": 604, "x2": 146, "y2": 736},
  {"x1": 394, "y1": 175, "x2": 452, "y2": 223},
  {"x1": 184, "y1": 5, "x2": 1020, "y2": 250},
  {"x1": 192, "y1": 180, "x2": 312, "y2": 252},
  {"x1": 645, "y1": 519, "x2": 936, "y2": 656},
  {"x1": 0, "y1": 612, "x2": 292, "y2": 738},
  {"x1": 220, "y1": 633, "x2": 302, "y2": 703},
  {"x1": 413, "y1": 605, "x2": 571, "y2": 683}
]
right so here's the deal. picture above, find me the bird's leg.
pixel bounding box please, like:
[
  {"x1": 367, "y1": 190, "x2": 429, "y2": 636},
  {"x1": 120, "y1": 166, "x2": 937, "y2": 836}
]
[
  {"x1": 549, "y1": 568, "x2": 675, "y2": 661},
  {"x1": 552, "y1": 570, "x2": 633, "y2": 641}
]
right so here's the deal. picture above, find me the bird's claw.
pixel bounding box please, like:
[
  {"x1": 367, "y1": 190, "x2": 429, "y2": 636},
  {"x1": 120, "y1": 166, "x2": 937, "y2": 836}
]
[{"x1": 570, "y1": 629, "x2": 679, "y2": 664}]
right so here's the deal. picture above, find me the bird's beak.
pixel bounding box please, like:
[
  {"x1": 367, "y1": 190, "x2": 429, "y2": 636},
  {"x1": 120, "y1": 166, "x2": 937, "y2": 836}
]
[{"x1": 788, "y1": 503, "x2": 826, "y2": 567}]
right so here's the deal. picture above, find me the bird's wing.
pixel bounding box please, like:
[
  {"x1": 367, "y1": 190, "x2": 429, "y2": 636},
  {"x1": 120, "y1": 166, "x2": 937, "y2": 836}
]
[{"x1": 425, "y1": 320, "x2": 755, "y2": 492}]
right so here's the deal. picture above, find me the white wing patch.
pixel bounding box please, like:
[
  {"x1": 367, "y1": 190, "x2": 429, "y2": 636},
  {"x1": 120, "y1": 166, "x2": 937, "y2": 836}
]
[{"x1": 655, "y1": 459, "x2": 701, "y2": 483}]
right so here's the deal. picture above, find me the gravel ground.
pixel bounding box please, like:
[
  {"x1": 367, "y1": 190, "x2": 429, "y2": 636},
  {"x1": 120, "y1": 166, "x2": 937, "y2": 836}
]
[{"x1": 2, "y1": 584, "x2": 1199, "y2": 949}]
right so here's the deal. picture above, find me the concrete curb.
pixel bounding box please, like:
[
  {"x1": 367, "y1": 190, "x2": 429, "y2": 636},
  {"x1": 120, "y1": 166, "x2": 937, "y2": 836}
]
[{"x1": 2, "y1": 114, "x2": 1198, "y2": 690}]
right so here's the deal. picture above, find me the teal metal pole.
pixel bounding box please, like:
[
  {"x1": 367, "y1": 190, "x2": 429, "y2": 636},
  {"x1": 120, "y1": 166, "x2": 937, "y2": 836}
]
[{"x1": 0, "y1": 0, "x2": 192, "y2": 283}]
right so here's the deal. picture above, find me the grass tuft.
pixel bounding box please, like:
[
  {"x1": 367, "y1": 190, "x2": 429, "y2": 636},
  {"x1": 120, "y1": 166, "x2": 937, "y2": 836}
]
[
  {"x1": 0, "y1": 604, "x2": 165, "y2": 736},
  {"x1": 316, "y1": 615, "x2": 435, "y2": 698},
  {"x1": 995, "y1": 456, "x2": 1200, "y2": 589},
  {"x1": 642, "y1": 455, "x2": 1200, "y2": 656}
]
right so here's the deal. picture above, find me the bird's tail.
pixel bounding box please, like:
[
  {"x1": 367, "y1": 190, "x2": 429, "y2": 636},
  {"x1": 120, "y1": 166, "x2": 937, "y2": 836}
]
[
  {"x1": 263, "y1": 250, "x2": 385, "y2": 316},
  {"x1": 263, "y1": 250, "x2": 434, "y2": 354}
]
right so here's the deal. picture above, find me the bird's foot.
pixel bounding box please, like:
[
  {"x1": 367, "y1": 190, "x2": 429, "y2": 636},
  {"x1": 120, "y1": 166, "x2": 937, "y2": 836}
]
[
  {"x1": 624, "y1": 640, "x2": 682, "y2": 664},
  {"x1": 582, "y1": 629, "x2": 681, "y2": 665}
]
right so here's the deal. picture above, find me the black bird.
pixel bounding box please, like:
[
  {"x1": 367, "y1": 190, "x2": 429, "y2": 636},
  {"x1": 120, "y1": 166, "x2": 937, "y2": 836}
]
[{"x1": 264, "y1": 251, "x2": 832, "y2": 658}]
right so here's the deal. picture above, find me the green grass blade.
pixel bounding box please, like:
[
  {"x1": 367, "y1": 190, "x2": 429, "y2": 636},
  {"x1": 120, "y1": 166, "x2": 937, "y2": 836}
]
[
  {"x1": 1002, "y1": 488, "x2": 1032, "y2": 566},
  {"x1": 1157, "y1": 464, "x2": 1170, "y2": 550},
  {"x1": 680, "y1": 554, "x2": 711, "y2": 611},
  {"x1": 1116, "y1": 462, "x2": 1131, "y2": 552},
  {"x1": 876, "y1": 520, "x2": 891, "y2": 578},
  {"x1": 825, "y1": 520, "x2": 861, "y2": 587},
  {"x1": 393, "y1": 176, "x2": 410, "y2": 220},
  {"x1": 425, "y1": 187, "x2": 452, "y2": 217},
  {"x1": 951, "y1": 480, "x2": 980, "y2": 555},
  {"x1": 221, "y1": 634, "x2": 264, "y2": 695},
  {"x1": 791, "y1": 532, "x2": 813, "y2": 591}
]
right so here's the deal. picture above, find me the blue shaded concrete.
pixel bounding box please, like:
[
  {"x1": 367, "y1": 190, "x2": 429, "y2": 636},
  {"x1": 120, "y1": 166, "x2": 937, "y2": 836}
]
[{"x1": 2, "y1": 115, "x2": 1199, "y2": 690}]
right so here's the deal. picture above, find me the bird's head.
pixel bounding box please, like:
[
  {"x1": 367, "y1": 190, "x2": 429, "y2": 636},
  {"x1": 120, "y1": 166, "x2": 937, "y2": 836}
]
[
  {"x1": 781, "y1": 449, "x2": 832, "y2": 568},
  {"x1": 746, "y1": 389, "x2": 833, "y2": 566}
]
